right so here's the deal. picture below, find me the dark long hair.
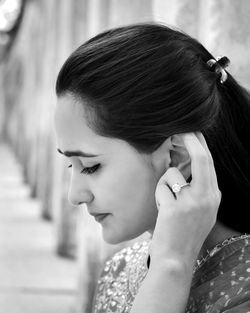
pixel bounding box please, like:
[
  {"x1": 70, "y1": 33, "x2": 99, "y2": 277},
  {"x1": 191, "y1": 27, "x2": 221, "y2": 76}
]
[{"x1": 56, "y1": 23, "x2": 250, "y2": 233}]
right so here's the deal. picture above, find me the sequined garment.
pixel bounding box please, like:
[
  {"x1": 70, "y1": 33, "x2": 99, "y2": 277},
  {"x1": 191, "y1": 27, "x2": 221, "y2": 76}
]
[
  {"x1": 93, "y1": 241, "x2": 150, "y2": 313},
  {"x1": 93, "y1": 235, "x2": 250, "y2": 313},
  {"x1": 186, "y1": 234, "x2": 250, "y2": 313}
]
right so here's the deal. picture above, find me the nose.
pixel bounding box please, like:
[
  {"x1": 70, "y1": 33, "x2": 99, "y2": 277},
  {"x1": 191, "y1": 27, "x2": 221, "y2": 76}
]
[{"x1": 68, "y1": 173, "x2": 94, "y2": 206}]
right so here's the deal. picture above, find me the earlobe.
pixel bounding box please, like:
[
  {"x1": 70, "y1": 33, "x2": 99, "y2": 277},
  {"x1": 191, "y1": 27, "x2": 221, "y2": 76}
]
[
  {"x1": 175, "y1": 158, "x2": 191, "y2": 180},
  {"x1": 169, "y1": 134, "x2": 191, "y2": 180},
  {"x1": 150, "y1": 137, "x2": 172, "y2": 175}
]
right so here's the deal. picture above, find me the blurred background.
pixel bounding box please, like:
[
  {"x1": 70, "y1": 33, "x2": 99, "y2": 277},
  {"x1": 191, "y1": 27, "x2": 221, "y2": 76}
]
[{"x1": 0, "y1": 0, "x2": 249, "y2": 312}]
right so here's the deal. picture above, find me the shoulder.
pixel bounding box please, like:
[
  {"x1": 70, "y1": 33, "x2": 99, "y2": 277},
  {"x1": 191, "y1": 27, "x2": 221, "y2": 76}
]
[
  {"x1": 187, "y1": 234, "x2": 250, "y2": 312},
  {"x1": 92, "y1": 240, "x2": 150, "y2": 313},
  {"x1": 97, "y1": 240, "x2": 150, "y2": 287},
  {"x1": 102, "y1": 240, "x2": 149, "y2": 273}
]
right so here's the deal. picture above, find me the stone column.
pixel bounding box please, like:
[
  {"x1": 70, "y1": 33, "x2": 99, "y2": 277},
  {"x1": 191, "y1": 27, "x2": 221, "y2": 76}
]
[
  {"x1": 109, "y1": 0, "x2": 153, "y2": 27},
  {"x1": 52, "y1": 0, "x2": 79, "y2": 258}
]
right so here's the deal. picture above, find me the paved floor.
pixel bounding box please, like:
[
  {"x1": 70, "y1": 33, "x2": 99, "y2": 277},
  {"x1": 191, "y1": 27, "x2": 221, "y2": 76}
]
[{"x1": 0, "y1": 142, "x2": 78, "y2": 313}]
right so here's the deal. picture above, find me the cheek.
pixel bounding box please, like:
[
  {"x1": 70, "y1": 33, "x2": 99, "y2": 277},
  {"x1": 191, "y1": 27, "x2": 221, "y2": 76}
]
[
  {"x1": 99, "y1": 164, "x2": 156, "y2": 209},
  {"x1": 97, "y1": 164, "x2": 158, "y2": 240},
  {"x1": 99, "y1": 169, "x2": 136, "y2": 203}
]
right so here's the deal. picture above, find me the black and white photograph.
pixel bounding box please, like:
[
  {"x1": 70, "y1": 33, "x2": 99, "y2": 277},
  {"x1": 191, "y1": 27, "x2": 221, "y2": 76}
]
[{"x1": 0, "y1": 0, "x2": 250, "y2": 312}]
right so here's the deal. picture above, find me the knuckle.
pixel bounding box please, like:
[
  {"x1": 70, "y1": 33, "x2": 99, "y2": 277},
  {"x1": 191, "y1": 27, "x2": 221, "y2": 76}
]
[
  {"x1": 216, "y1": 190, "x2": 222, "y2": 203},
  {"x1": 212, "y1": 190, "x2": 222, "y2": 206}
]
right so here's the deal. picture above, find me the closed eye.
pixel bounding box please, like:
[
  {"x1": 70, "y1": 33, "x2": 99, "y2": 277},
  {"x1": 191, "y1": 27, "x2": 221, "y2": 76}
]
[{"x1": 67, "y1": 164, "x2": 100, "y2": 175}]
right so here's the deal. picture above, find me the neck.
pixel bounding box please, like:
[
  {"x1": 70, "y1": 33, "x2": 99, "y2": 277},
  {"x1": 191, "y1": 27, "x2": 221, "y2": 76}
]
[{"x1": 198, "y1": 221, "x2": 243, "y2": 261}]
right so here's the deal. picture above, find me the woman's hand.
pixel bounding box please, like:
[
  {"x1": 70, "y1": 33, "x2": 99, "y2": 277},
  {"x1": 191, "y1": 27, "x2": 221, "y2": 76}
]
[
  {"x1": 150, "y1": 132, "x2": 221, "y2": 267},
  {"x1": 131, "y1": 132, "x2": 221, "y2": 313}
]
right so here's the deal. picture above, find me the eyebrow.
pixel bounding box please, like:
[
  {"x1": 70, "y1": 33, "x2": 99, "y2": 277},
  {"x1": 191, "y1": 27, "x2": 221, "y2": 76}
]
[{"x1": 57, "y1": 148, "x2": 100, "y2": 158}]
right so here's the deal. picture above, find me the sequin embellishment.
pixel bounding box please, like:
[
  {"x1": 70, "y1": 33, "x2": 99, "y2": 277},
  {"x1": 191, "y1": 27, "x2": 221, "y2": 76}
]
[
  {"x1": 93, "y1": 241, "x2": 149, "y2": 313},
  {"x1": 93, "y1": 234, "x2": 250, "y2": 313}
]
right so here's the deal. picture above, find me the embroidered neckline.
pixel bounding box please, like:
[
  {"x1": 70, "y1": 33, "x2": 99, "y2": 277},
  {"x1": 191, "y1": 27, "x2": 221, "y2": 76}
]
[
  {"x1": 193, "y1": 233, "x2": 250, "y2": 273},
  {"x1": 93, "y1": 234, "x2": 250, "y2": 313}
]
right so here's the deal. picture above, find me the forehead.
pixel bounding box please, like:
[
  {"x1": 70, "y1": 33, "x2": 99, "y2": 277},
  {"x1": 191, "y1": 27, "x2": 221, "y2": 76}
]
[
  {"x1": 54, "y1": 94, "x2": 127, "y2": 156},
  {"x1": 55, "y1": 94, "x2": 89, "y2": 132}
]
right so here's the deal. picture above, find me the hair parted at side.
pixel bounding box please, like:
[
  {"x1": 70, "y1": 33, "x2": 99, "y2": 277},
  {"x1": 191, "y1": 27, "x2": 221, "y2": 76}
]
[{"x1": 56, "y1": 22, "x2": 250, "y2": 233}]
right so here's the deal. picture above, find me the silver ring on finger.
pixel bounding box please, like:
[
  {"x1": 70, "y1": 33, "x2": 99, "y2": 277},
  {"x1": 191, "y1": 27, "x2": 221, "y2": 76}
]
[{"x1": 171, "y1": 182, "x2": 190, "y2": 194}]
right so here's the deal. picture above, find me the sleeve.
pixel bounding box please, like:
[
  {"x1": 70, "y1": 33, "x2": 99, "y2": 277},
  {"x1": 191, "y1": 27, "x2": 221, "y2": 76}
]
[
  {"x1": 91, "y1": 240, "x2": 149, "y2": 313},
  {"x1": 91, "y1": 248, "x2": 128, "y2": 313}
]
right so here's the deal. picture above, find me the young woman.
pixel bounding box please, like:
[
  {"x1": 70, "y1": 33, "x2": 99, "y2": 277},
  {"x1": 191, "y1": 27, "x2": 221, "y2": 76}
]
[{"x1": 54, "y1": 23, "x2": 250, "y2": 313}]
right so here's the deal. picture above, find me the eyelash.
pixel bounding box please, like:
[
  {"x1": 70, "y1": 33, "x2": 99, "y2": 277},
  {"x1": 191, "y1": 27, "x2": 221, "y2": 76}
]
[{"x1": 67, "y1": 164, "x2": 100, "y2": 175}]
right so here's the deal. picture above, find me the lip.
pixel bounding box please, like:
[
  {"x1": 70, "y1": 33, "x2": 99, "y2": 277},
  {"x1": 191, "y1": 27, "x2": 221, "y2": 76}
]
[{"x1": 94, "y1": 213, "x2": 109, "y2": 223}]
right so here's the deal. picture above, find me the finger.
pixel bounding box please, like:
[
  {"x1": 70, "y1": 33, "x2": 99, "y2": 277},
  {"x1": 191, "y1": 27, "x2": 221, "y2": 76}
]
[
  {"x1": 156, "y1": 168, "x2": 184, "y2": 207},
  {"x1": 195, "y1": 132, "x2": 219, "y2": 191},
  {"x1": 181, "y1": 132, "x2": 211, "y2": 192},
  {"x1": 155, "y1": 180, "x2": 175, "y2": 209},
  {"x1": 162, "y1": 167, "x2": 188, "y2": 198}
]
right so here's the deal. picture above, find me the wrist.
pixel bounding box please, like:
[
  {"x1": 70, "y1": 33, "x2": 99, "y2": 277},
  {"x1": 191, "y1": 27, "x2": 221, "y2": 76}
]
[{"x1": 148, "y1": 257, "x2": 194, "y2": 279}]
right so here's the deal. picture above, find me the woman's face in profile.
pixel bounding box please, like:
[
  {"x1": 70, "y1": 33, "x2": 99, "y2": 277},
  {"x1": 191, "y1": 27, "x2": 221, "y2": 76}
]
[{"x1": 54, "y1": 94, "x2": 159, "y2": 244}]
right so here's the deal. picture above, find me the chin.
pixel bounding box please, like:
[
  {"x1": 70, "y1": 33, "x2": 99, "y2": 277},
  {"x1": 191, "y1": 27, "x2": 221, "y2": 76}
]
[{"x1": 102, "y1": 228, "x2": 145, "y2": 245}]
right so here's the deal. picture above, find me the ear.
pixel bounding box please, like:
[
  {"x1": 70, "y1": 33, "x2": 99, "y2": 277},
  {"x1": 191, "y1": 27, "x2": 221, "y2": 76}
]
[
  {"x1": 151, "y1": 135, "x2": 191, "y2": 181},
  {"x1": 169, "y1": 134, "x2": 191, "y2": 180}
]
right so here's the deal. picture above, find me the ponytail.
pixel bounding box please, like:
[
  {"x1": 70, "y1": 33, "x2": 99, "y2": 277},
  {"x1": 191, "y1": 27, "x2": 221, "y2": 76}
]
[{"x1": 205, "y1": 74, "x2": 250, "y2": 232}]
